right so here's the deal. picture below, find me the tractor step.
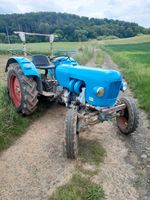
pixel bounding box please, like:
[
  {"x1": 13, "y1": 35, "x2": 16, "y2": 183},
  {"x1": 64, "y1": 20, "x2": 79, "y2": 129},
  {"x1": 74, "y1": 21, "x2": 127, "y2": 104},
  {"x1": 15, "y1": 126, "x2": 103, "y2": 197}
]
[{"x1": 42, "y1": 91, "x2": 55, "y2": 97}]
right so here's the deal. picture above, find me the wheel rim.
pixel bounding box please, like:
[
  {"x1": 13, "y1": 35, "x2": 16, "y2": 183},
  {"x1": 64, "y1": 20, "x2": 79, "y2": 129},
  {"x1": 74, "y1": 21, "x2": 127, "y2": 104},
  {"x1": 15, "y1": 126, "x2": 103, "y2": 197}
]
[
  {"x1": 9, "y1": 75, "x2": 22, "y2": 107},
  {"x1": 117, "y1": 116, "x2": 128, "y2": 129}
]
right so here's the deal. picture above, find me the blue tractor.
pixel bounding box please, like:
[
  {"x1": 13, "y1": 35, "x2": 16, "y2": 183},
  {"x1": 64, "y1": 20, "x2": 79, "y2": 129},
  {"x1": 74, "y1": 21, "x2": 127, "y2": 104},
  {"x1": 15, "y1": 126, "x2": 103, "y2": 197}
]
[{"x1": 6, "y1": 32, "x2": 139, "y2": 159}]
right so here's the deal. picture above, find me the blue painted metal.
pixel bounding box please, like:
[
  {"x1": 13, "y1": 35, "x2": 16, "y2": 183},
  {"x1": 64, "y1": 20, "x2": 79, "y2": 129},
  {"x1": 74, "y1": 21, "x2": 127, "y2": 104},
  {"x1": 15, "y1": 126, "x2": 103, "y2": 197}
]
[
  {"x1": 68, "y1": 79, "x2": 77, "y2": 92},
  {"x1": 53, "y1": 56, "x2": 78, "y2": 67},
  {"x1": 55, "y1": 60, "x2": 123, "y2": 107},
  {"x1": 74, "y1": 81, "x2": 84, "y2": 94},
  {"x1": 6, "y1": 57, "x2": 40, "y2": 78},
  {"x1": 6, "y1": 55, "x2": 123, "y2": 108}
]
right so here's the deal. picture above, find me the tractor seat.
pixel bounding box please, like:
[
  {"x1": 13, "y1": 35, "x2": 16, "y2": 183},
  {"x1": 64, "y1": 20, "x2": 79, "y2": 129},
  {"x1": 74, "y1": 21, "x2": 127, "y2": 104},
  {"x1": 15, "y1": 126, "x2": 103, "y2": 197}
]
[{"x1": 32, "y1": 55, "x2": 55, "y2": 69}]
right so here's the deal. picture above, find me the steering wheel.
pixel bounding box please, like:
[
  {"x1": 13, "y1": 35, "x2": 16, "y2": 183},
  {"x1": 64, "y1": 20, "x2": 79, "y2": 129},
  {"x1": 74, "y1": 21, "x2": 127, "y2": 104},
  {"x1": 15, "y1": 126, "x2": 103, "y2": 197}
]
[{"x1": 49, "y1": 55, "x2": 70, "y2": 62}]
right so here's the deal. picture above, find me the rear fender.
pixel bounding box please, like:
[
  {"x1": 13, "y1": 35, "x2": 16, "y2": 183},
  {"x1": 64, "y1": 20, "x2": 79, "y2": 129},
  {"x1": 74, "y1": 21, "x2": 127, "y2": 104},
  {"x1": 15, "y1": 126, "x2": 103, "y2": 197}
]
[
  {"x1": 6, "y1": 57, "x2": 40, "y2": 77},
  {"x1": 6, "y1": 57, "x2": 43, "y2": 93}
]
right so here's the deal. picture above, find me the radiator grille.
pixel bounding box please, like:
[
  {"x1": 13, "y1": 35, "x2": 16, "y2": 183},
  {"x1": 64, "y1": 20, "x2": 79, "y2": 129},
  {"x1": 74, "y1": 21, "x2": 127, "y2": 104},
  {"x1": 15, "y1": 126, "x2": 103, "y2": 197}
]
[{"x1": 108, "y1": 81, "x2": 121, "y2": 99}]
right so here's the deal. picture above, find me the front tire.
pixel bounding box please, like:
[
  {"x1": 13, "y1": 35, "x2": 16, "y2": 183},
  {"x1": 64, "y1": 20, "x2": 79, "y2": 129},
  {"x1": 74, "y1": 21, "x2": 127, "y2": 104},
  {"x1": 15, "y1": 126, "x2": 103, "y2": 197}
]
[
  {"x1": 116, "y1": 97, "x2": 139, "y2": 135},
  {"x1": 7, "y1": 63, "x2": 38, "y2": 115},
  {"x1": 64, "y1": 107, "x2": 79, "y2": 159}
]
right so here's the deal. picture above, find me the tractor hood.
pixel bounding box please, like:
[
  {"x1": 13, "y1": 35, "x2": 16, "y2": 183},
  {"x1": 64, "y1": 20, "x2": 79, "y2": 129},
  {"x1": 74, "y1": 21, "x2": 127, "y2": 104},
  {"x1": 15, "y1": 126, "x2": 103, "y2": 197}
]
[{"x1": 56, "y1": 64, "x2": 122, "y2": 107}]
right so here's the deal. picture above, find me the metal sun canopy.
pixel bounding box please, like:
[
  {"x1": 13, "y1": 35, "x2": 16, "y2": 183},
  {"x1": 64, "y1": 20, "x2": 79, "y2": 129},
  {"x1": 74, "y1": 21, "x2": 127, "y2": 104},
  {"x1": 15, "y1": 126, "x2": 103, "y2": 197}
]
[
  {"x1": 14, "y1": 31, "x2": 57, "y2": 43},
  {"x1": 14, "y1": 31, "x2": 58, "y2": 56}
]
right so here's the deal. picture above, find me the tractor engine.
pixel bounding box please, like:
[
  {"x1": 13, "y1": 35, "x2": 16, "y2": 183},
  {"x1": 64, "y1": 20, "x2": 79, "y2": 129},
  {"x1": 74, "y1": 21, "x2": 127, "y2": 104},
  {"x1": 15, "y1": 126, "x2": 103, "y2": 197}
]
[{"x1": 55, "y1": 57, "x2": 123, "y2": 108}]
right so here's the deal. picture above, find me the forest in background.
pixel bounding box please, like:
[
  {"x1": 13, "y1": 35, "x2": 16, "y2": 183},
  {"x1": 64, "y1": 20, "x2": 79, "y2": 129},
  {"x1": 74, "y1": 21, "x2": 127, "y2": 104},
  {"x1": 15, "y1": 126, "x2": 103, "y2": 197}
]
[{"x1": 0, "y1": 12, "x2": 150, "y2": 43}]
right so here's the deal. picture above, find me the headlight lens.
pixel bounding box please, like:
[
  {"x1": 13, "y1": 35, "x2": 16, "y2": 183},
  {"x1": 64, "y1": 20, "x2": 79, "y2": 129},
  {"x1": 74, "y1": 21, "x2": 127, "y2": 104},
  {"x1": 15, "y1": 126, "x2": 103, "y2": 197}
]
[
  {"x1": 97, "y1": 87, "x2": 105, "y2": 96},
  {"x1": 122, "y1": 81, "x2": 127, "y2": 91}
]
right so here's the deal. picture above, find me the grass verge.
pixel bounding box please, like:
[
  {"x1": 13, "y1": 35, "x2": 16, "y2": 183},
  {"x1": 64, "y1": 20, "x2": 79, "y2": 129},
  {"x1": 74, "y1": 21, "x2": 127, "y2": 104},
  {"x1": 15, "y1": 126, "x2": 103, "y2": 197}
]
[
  {"x1": 50, "y1": 174, "x2": 105, "y2": 200},
  {"x1": 0, "y1": 86, "x2": 30, "y2": 150},
  {"x1": 104, "y1": 42, "x2": 150, "y2": 118},
  {"x1": 78, "y1": 138, "x2": 105, "y2": 165},
  {"x1": 0, "y1": 85, "x2": 55, "y2": 150},
  {"x1": 50, "y1": 137, "x2": 106, "y2": 200},
  {"x1": 74, "y1": 46, "x2": 94, "y2": 65},
  {"x1": 95, "y1": 49, "x2": 105, "y2": 66}
]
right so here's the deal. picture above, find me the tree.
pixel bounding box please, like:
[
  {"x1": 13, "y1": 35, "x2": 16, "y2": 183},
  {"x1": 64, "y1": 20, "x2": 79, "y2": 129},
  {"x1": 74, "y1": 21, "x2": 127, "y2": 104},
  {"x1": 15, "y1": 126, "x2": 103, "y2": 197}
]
[
  {"x1": 0, "y1": 12, "x2": 148, "y2": 42},
  {"x1": 39, "y1": 22, "x2": 50, "y2": 34},
  {"x1": 74, "y1": 29, "x2": 88, "y2": 41},
  {"x1": 0, "y1": 33, "x2": 6, "y2": 43}
]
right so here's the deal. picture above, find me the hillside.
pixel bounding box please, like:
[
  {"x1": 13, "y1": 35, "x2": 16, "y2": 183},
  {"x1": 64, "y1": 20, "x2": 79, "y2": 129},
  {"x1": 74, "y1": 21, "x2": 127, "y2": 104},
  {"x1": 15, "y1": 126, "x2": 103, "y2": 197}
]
[{"x1": 0, "y1": 12, "x2": 149, "y2": 43}]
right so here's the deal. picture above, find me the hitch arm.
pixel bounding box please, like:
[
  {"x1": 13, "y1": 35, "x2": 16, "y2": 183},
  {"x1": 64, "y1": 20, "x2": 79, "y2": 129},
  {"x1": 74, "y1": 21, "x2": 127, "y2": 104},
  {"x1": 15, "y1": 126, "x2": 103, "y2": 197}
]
[{"x1": 101, "y1": 104, "x2": 126, "y2": 115}]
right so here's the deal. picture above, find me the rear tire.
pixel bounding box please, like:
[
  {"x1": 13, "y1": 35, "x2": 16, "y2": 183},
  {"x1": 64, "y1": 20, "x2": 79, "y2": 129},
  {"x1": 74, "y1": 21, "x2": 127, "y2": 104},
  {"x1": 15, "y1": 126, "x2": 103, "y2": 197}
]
[
  {"x1": 116, "y1": 97, "x2": 139, "y2": 135},
  {"x1": 64, "y1": 107, "x2": 79, "y2": 159},
  {"x1": 7, "y1": 63, "x2": 38, "y2": 115}
]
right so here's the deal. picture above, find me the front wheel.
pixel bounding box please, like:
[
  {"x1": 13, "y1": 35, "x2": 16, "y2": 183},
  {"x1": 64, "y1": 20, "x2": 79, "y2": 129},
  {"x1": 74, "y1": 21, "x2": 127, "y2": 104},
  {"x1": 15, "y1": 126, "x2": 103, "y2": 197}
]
[
  {"x1": 64, "y1": 107, "x2": 79, "y2": 159},
  {"x1": 116, "y1": 97, "x2": 139, "y2": 135}
]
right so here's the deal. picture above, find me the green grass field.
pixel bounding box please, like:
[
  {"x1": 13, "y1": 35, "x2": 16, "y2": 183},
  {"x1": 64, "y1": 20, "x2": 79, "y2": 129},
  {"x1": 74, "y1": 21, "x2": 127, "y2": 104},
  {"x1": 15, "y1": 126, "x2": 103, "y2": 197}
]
[
  {"x1": 104, "y1": 40, "x2": 150, "y2": 118},
  {"x1": 0, "y1": 41, "x2": 93, "y2": 55},
  {"x1": 100, "y1": 34, "x2": 150, "y2": 45}
]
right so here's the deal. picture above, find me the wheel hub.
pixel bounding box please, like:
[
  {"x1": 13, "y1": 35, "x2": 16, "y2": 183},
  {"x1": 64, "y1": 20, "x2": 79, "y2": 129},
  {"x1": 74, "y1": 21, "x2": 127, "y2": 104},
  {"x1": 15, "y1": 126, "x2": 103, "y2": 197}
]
[
  {"x1": 10, "y1": 75, "x2": 22, "y2": 107},
  {"x1": 117, "y1": 116, "x2": 128, "y2": 129}
]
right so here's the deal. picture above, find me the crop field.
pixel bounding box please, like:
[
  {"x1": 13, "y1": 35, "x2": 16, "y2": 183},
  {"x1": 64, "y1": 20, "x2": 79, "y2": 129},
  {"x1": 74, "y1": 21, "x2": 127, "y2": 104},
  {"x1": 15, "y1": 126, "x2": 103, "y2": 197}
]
[
  {"x1": 0, "y1": 41, "x2": 93, "y2": 55},
  {"x1": 0, "y1": 41, "x2": 95, "y2": 80},
  {"x1": 0, "y1": 41, "x2": 95, "y2": 83},
  {"x1": 104, "y1": 40, "x2": 150, "y2": 118},
  {"x1": 101, "y1": 34, "x2": 150, "y2": 45}
]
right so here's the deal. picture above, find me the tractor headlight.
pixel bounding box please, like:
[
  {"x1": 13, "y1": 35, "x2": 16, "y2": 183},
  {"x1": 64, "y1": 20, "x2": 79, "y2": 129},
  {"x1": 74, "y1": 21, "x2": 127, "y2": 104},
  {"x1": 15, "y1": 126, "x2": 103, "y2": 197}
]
[
  {"x1": 121, "y1": 81, "x2": 127, "y2": 91},
  {"x1": 97, "y1": 87, "x2": 105, "y2": 96}
]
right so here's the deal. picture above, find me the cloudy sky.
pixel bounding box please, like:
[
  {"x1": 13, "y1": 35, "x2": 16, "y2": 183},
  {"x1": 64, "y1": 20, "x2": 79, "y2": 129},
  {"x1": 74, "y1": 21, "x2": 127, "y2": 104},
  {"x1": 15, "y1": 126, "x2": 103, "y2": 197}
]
[{"x1": 0, "y1": 0, "x2": 150, "y2": 27}]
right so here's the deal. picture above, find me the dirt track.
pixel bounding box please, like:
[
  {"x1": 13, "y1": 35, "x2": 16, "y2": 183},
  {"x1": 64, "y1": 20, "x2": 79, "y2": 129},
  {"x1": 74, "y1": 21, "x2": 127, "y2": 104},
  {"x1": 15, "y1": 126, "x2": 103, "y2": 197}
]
[
  {"x1": 101, "y1": 54, "x2": 150, "y2": 200},
  {"x1": 0, "y1": 105, "x2": 75, "y2": 199},
  {"x1": 0, "y1": 54, "x2": 150, "y2": 200}
]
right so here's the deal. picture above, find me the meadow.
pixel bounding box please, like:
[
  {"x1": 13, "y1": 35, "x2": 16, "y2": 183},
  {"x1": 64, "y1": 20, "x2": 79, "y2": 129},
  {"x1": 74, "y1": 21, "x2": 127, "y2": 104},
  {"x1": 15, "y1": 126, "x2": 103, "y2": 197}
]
[
  {"x1": 0, "y1": 41, "x2": 93, "y2": 55},
  {"x1": 104, "y1": 39, "x2": 150, "y2": 118},
  {"x1": 101, "y1": 34, "x2": 150, "y2": 45}
]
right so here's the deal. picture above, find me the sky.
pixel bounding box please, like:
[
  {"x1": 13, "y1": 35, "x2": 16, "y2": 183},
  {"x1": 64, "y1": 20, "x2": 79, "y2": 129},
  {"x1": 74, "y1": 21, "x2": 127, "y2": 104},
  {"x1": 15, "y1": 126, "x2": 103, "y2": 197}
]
[{"x1": 0, "y1": 0, "x2": 150, "y2": 28}]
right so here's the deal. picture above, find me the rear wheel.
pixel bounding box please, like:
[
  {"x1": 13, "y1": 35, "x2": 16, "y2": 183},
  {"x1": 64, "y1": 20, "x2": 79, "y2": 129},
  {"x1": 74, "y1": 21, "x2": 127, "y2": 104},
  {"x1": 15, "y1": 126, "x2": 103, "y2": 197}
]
[
  {"x1": 116, "y1": 97, "x2": 139, "y2": 135},
  {"x1": 64, "y1": 107, "x2": 79, "y2": 159},
  {"x1": 7, "y1": 63, "x2": 38, "y2": 115}
]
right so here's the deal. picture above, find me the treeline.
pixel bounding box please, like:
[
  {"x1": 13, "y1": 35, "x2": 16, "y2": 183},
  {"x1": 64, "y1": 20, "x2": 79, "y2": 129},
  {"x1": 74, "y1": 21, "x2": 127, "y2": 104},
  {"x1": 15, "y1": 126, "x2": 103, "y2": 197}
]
[{"x1": 0, "y1": 12, "x2": 149, "y2": 43}]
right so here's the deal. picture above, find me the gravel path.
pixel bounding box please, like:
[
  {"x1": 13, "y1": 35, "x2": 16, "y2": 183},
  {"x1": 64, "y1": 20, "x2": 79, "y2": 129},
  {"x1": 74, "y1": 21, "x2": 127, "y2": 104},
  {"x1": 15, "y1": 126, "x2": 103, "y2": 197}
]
[
  {"x1": 0, "y1": 54, "x2": 149, "y2": 200},
  {"x1": 0, "y1": 105, "x2": 75, "y2": 200},
  {"x1": 98, "y1": 53, "x2": 150, "y2": 200}
]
